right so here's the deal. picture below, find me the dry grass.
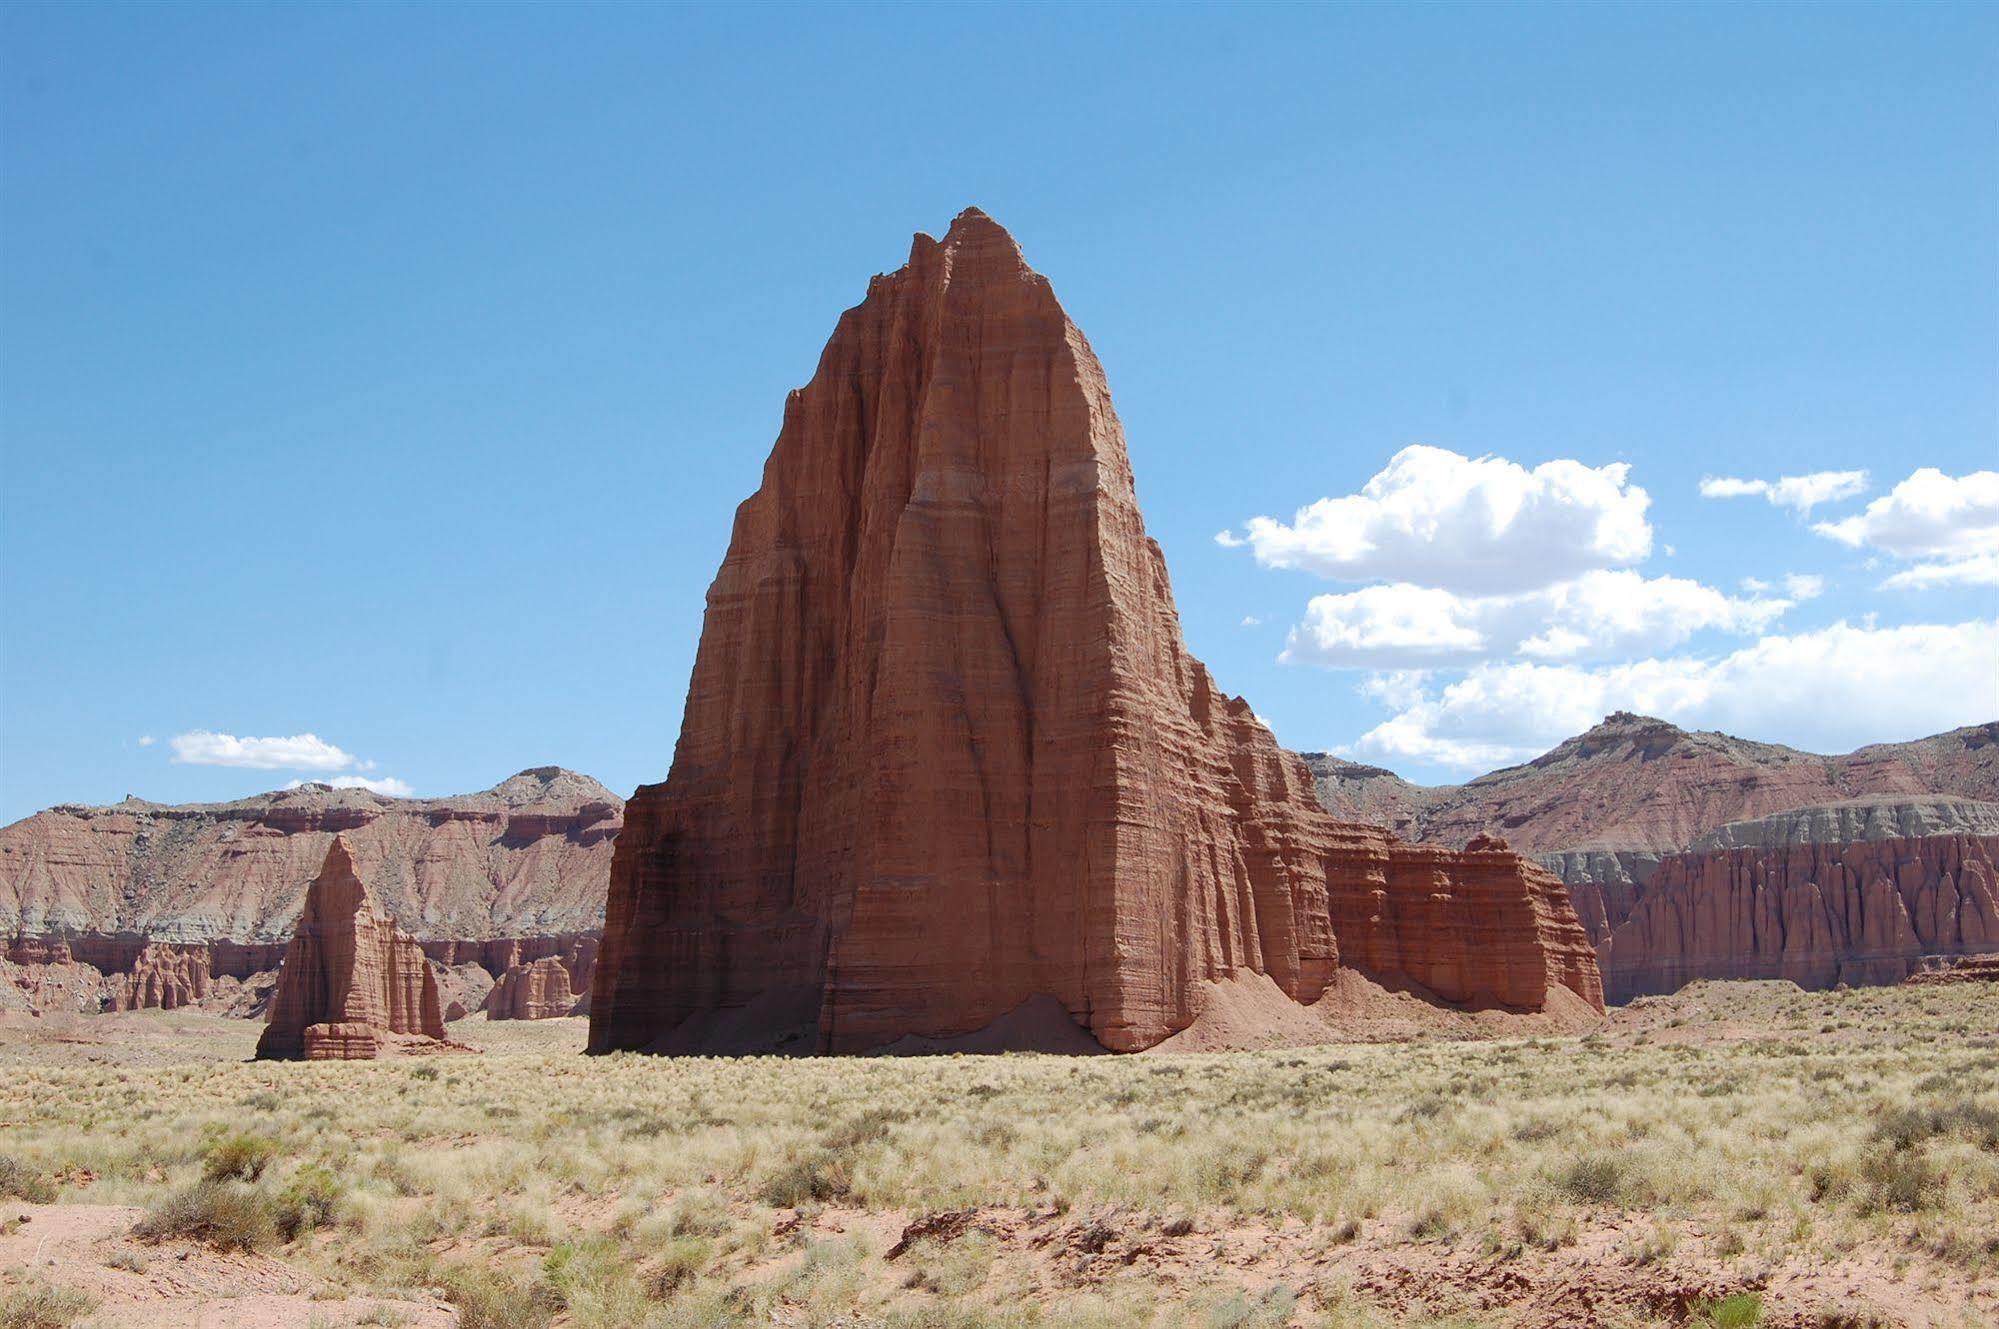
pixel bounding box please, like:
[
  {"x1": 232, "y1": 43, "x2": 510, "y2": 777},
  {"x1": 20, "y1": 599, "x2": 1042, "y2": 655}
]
[{"x1": 0, "y1": 980, "x2": 1994, "y2": 1326}]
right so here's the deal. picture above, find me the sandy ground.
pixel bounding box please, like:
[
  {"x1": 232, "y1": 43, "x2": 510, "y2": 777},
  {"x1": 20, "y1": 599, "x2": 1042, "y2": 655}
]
[
  {"x1": 1, "y1": 987, "x2": 1994, "y2": 1327},
  {"x1": 0, "y1": 1200, "x2": 455, "y2": 1327}
]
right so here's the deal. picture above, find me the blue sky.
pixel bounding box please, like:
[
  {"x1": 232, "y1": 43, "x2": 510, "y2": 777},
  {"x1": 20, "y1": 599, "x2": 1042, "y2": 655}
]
[{"x1": 2, "y1": 2, "x2": 1995, "y2": 823}]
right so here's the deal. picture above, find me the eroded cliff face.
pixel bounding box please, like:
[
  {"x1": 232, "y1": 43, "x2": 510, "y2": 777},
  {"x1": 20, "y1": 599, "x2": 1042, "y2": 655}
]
[
  {"x1": 590, "y1": 209, "x2": 1602, "y2": 1056},
  {"x1": 1597, "y1": 825, "x2": 1999, "y2": 1001},
  {"x1": 0, "y1": 769, "x2": 618, "y2": 1017},
  {"x1": 1306, "y1": 724, "x2": 1999, "y2": 1002},
  {"x1": 256, "y1": 839, "x2": 461, "y2": 1061}
]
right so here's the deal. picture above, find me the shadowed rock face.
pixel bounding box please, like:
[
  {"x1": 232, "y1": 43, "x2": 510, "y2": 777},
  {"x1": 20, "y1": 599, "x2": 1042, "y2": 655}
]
[
  {"x1": 255, "y1": 839, "x2": 452, "y2": 1060},
  {"x1": 590, "y1": 209, "x2": 1602, "y2": 1056}
]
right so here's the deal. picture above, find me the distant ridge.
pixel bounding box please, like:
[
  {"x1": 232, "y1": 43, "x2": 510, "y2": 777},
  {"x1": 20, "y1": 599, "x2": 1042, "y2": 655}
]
[
  {"x1": 2, "y1": 768, "x2": 623, "y2": 945},
  {"x1": 1304, "y1": 715, "x2": 1999, "y2": 855}
]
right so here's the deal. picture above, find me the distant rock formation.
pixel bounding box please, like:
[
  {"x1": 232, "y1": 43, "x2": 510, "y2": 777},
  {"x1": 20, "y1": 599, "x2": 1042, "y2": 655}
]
[
  {"x1": 482, "y1": 933, "x2": 595, "y2": 1020},
  {"x1": 589, "y1": 209, "x2": 1602, "y2": 1056},
  {"x1": 0, "y1": 768, "x2": 619, "y2": 1017},
  {"x1": 256, "y1": 839, "x2": 466, "y2": 1060},
  {"x1": 1904, "y1": 953, "x2": 1999, "y2": 985},
  {"x1": 1305, "y1": 723, "x2": 1999, "y2": 1001},
  {"x1": 1597, "y1": 823, "x2": 1999, "y2": 1000},
  {"x1": 1303, "y1": 715, "x2": 1999, "y2": 856},
  {"x1": 486, "y1": 955, "x2": 583, "y2": 1020}
]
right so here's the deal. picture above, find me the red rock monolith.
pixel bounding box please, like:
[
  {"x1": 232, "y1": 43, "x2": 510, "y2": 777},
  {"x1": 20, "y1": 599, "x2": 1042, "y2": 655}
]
[
  {"x1": 589, "y1": 209, "x2": 1603, "y2": 1055},
  {"x1": 486, "y1": 955, "x2": 583, "y2": 1020},
  {"x1": 256, "y1": 838, "x2": 464, "y2": 1060}
]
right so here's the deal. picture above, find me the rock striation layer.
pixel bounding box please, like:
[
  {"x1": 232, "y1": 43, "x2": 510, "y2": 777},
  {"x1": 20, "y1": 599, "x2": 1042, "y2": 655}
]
[
  {"x1": 486, "y1": 955, "x2": 584, "y2": 1020},
  {"x1": 1304, "y1": 715, "x2": 1999, "y2": 856},
  {"x1": 1593, "y1": 813, "x2": 1999, "y2": 1001},
  {"x1": 0, "y1": 769, "x2": 619, "y2": 1017},
  {"x1": 590, "y1": 209, "x2": 1602, "y2": 1056},
  {"x1": 255, "y1": 839, "x2": 463, "y2": 1060},
  {"x1": 1306, "y1": 723, "x2": 1999, "y2": 1001}
]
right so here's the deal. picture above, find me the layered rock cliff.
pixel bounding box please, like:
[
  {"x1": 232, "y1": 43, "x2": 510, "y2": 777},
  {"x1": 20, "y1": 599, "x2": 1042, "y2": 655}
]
[
  {"x1": 1304, "y1": 715, "x2": 1999, "y2": 856},
  {"x1": 1597, "y1": 821, "x2": 1999, "y2": 1000},
  {"x1": 590, "y1": 208, "x2": 1602, "y2": 1056},
  {"x1": 256, "y1": 839, "x2": 462, "y2": 1060},
  {"x1": 0, "y1": 769, "x2": 618, "y2": 1016},
  {"x1": 1305, "y1": 721, "x2": 1999, "y2": 1000}
]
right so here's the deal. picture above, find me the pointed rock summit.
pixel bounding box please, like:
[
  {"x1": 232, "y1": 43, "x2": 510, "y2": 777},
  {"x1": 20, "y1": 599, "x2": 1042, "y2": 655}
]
[
  {"x1": 255, "y1": 838, "x2": 465, "y2": 1060},
  {"x1": 590, "y1": 210, "x2": 1603, "y2": 1054}
]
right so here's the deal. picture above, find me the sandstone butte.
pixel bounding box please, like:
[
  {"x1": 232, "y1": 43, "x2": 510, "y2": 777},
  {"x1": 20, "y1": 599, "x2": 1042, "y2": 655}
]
[
  {"x1": 589, "y1": 208, "x2": 1604, "y2": 1057},
  {"x1": 255, "y1": 838, "x2": 467, "y2": 1060},
  {"x1": 0, "y1": 768, "x2": 615, "y2": 1020}
]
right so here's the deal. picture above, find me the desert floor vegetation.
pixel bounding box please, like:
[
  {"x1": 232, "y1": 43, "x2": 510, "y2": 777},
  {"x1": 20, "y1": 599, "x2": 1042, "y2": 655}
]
[{"x1": 0, "y1": 980, "x2": 1993, "y2": 1328}]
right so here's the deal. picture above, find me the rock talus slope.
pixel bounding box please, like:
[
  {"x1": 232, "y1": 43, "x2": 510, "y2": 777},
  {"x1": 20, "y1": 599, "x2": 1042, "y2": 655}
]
[
  {"x1": 255, "y1": 839, "x2": 461, "y2": 1060},
  {"x1": 590, "y1": 209, "x2": 1601, "y2": 1055}
]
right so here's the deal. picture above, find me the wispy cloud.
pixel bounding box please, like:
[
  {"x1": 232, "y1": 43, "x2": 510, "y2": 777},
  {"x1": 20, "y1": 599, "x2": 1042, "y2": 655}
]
[
  {"x1": 1813, "y1": 467, "x2": 1999, "y2": 590},
  {"x1": 168, "y1": 730, "x2": 364, "y2": 772},
  {"x1": 1699, "y1": 469, "x2": 1868, "y2": 515},
  {"x1": 284, "y1": 775, "x2": 414, "y2": 798},
  {"x1": 1344, "y1": 618, "x2": 1999, "y2": 771}
]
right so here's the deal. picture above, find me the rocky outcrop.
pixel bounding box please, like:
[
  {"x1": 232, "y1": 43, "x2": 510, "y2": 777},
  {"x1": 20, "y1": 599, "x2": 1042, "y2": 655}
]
[
  {"x1": 1306, "y1": 724, "x2": 1999, "y2": 1002},
  {"x1": 483, "y1": 934, "x2": 595, "y2": 1020},
  {"x1": 486, "y1": 956, "x2": 583, "y2": 1020},
  {"x1": 1904, "y1": 954, "x2": 1999, "y2": 985},
  {"x1": 1302, "y1": 716, "x2": 1999, "y2": 856},
  {"x1": 1597, "y1": 828, "x2": 1999, "y2": 1001},
  {"x1": 255, "y1": 839, "x2": 464, "y2": 1060},
  {"x1": 106, "y1": 943, "x2": 213, "y2": 1012},
  {"x1": 0, "y1": 769, "x2": 618, "y2": 1016},
  {"x1": 433, "y1": 961, "x2": 496, "y2": 1022},
  {"x1": 590, "y1": 209, "x2": 1602, "y2": 1056},
  {"x1": 1685, "y1": 797, "x2": 1999, "y2": 850}
]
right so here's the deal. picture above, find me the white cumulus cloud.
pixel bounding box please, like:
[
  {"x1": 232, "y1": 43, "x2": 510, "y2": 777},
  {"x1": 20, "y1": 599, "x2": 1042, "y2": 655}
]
[
  {"x1": 1344, "y1": 618, "x2": 1999, "y2": 771},
  {"x1": 1281, "y1": 570, "x2": 1790, "y2": 670},
  {"x1": 1812, "y1": 468, "x2": 1999, "y2": 589},
  {"x1": 1218, "y1": 445, "x2": 1653, "y2": 593},
  {"x1": 168, "y1": 730, "x2": 363, "y2": 772},
  {"x1": 1699, "y1": 469, "x2": 1869, "y2": 514},
  {"x1": 284, "y1": 775, "x2": 414, "y2": 798}
]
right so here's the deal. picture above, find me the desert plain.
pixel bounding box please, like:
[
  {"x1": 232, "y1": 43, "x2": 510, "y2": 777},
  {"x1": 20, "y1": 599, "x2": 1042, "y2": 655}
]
[{"x1": 2, "y1": 979, "x2": 1994, "y2": 1329}]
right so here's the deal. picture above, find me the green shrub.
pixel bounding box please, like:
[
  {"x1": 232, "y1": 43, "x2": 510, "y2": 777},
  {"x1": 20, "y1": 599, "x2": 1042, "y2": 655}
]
[
  {"x1": 1555, "y1": 1154, "x2": 1626, "y2": 1206},
  {"x1": 1862, "y1": 1151, "x2": 1942, "y2": 1214},
  {"x1": 1694, "y1": 1293, "x2": 1763, "y2": 1328},
  {"x1": 0, "y1": 1281, "x2": 98, "y2": 1329},
  {"x1": 758, "y1": 1151, "x2": 852, "y2": 1207},
  {"x1": 643, "y1": 1236, "x2": 712, "y2": 1299},
  {"x1": 202, "y1": 1131, "x2": 280, "y2": 1182},
  {"x1": 133, "y1": 1180, "x2": 277, "y2": 1252},
  {"x1": 441, "y1": 1267, "x2": 559, "y2": 1329},
  {"x1": 1872, "y1": 1100, "x2": 1999, "y2": 1151},
  {"x1": 0, "y1": 1155, "x2": 56, "y2": 1204},
  {"x1": 275, "y1": 1164, "x2": 344, "y2": 1239}
]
